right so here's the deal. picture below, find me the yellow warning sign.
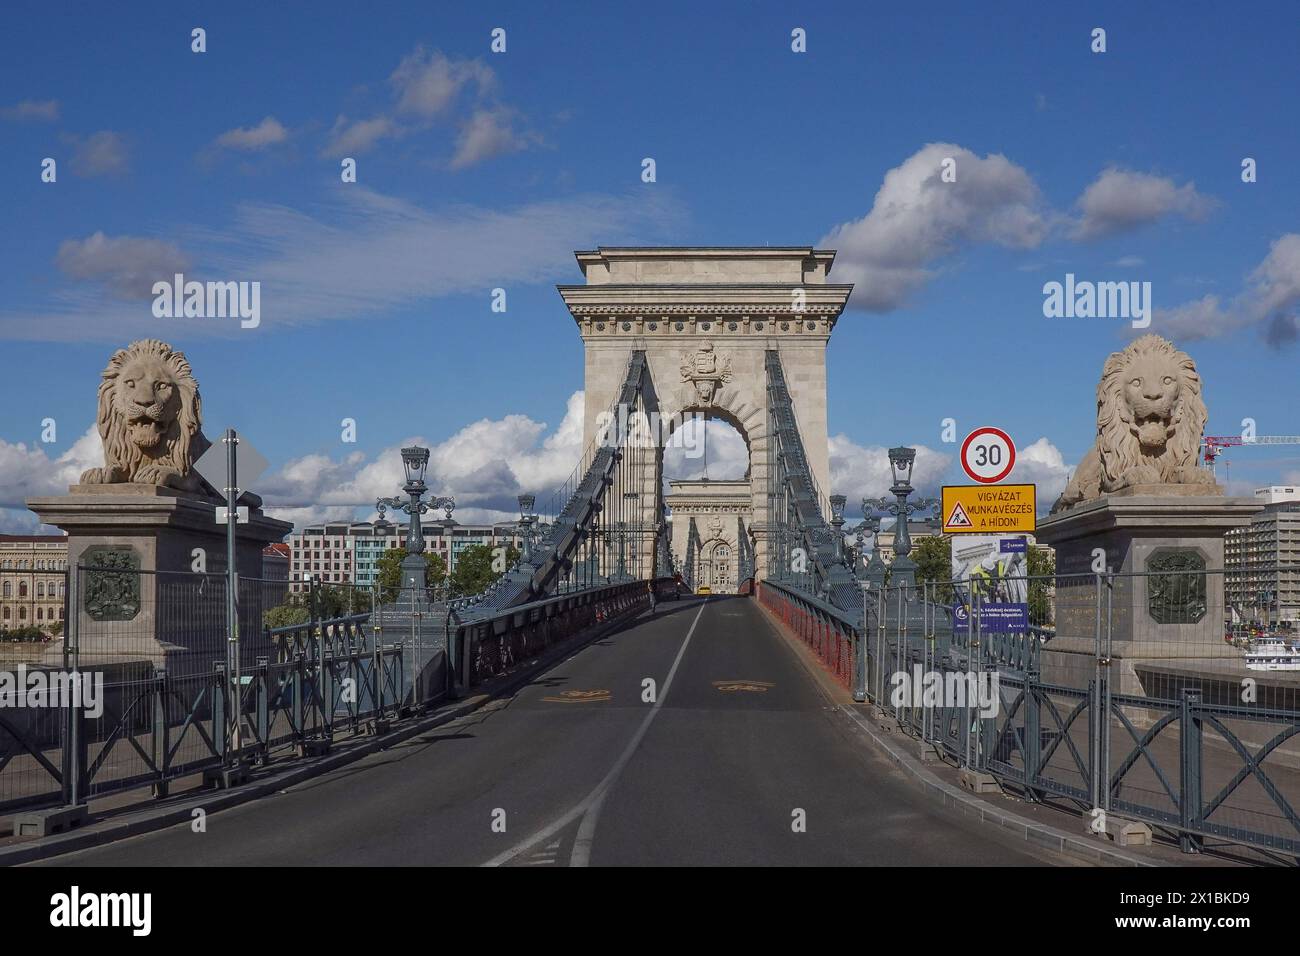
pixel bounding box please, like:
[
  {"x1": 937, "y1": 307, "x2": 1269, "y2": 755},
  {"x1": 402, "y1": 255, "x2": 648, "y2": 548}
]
[{"x1": 942, "y1": 484, "x2": 1036, "y2": 534}]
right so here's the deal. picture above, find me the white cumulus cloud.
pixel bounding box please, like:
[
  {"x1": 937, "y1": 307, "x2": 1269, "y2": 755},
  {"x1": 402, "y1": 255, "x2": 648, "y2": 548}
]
[
  {"x1": 1072, "y1": 167, "x2": 1216, "y2": 240},
  {"x1": 450, "y1": 108, "x2": 530, "y2": 170},
  {"x1": 1154, "y1": 233, "x2": 1300, "y2": 345},
  {"x1": 67, "y1": 130, "x2": 130, "y2": 177},
  {"x1": 0, "y1": 426, "x2": 103, "y2": 532},
  {"x1": 259, "y1": 392, "x2": 588, "y2": 530},
  {"x1": 390, "y1": 48, "x2": 496, "y2": 118},
  {"x1": 323, "y1": 114, "x2": 401, "y2": 157},
  {"x1": 1006, "y1": 437, "x2": 1072, "y2": 505},
  {"x1": 821, "y1": 143, "x2": 1049, "y2": 311},
  {"x1": 214, "y1": 116, "x2": 289, "y2": 151},
  {"x1": 829, "y1": 436, "x2": 951, "y2": 517},
  {"x1": 55, "y1": 232, "x2": 191, "y2": 300}
]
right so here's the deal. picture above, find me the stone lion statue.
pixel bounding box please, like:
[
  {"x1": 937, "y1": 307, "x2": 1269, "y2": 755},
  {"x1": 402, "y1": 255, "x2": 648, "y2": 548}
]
[
  {"x1": 79, "y1": 339, "x2": 213, "y2": 492},
  {"x1": 1052, "y1": 334, "x2": 1216, "y2": 512}
]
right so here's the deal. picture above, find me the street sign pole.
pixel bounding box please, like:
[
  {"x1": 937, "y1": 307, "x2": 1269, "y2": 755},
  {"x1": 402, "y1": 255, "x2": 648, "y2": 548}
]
[
  {"x1": 224, "y1": 427, "x2": 241, "y2": 766},
  {"x1": 195, "y1": 427, "x2": 270, "y2": 777}
]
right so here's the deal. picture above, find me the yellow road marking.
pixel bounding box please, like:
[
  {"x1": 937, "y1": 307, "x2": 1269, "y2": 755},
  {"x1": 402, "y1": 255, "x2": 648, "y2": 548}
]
[
  {"x1": 541, "y1": 689, "x2": 612, "y2": 703},
  {"x1": 712, "y1": 680, "x2": 775, "y2": 693}
]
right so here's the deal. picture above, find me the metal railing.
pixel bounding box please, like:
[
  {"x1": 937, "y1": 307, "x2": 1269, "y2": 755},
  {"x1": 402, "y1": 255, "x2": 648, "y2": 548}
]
[
  {"x1": 759, "y1": 566, "x2": 1300, "y2": 857},
  {"x1": 763, "y1": 351, "x2": 860, "y2": 612},
  {"x1": 0, "y1": 568, "x2": 407, "y2": 813},
  {"x1": 1, "y1": 560, "x2": 663, "y2": 818},
  {"x1": 447, "y1": 578, "x2": 666, "y2": 689}
]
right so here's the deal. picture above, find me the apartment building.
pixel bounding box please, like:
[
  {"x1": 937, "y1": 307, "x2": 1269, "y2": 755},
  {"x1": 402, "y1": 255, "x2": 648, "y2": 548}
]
[
  {"x1": 287, "y1": 521, "x2": 524, "y2": 593},
  {"x1": 1225, "y1": 486, "x2": 1300, "y2": 625}
]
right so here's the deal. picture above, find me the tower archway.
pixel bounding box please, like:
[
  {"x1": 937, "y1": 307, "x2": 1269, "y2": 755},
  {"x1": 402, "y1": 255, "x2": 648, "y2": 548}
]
[{"x1": 559, "y1": 247, "x2": 852, "y2": 581}]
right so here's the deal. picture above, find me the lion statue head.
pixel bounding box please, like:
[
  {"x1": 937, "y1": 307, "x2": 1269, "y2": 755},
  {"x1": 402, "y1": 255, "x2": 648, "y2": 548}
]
[
  {"x1": 79, "y1": 339, "x2": 211, "y2": 492},
  {"x1": 1052, "y1": 334, "x2": 1217, "y2": 512}
]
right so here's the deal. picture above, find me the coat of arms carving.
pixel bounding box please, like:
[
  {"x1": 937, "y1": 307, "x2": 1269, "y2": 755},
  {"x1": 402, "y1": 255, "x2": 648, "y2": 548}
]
[{"x1": 680, "y1": 343, "x2": 732, "y2": 406}]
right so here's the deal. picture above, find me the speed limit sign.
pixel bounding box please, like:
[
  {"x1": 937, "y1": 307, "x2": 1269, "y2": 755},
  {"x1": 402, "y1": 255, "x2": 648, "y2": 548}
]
[{"x1": 960, "y1": 427, "x2": 1016, "y2": 484}]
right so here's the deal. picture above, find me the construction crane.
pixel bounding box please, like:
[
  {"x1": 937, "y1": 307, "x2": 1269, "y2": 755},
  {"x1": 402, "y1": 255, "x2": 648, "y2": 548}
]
[{"x1": 1201, "y1": 435, "x2": 1300, "y2": 477}]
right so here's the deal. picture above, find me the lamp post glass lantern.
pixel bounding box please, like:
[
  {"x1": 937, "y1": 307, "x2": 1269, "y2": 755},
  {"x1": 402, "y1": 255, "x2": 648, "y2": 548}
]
[
  {"x1": 401, "y1": 445, "x2": 430, "y2": 489},
  {"x1": 888, "y1": 445, "x2": 916, "y2": 490}
]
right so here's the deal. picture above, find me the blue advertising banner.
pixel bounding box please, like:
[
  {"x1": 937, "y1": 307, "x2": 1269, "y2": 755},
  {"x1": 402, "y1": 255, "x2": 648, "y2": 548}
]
[{"x1": 952, "y1": 601, "x2": 1029, "y2": 634}]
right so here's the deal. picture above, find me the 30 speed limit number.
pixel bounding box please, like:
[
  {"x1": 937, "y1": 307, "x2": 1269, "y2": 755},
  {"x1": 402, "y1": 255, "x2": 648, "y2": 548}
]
[{"x1": 960, "y1": 427, "x2": 1016, "y2": 484}]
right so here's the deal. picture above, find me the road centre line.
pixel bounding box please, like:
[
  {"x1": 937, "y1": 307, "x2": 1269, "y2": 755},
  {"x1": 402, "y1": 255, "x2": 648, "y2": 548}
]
[{"x1": 481, "y1": 599, "x2": 708, "y2": 868}]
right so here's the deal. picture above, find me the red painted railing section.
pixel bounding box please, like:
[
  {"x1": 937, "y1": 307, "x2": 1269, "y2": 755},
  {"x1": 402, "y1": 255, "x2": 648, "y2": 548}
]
[{"x1": 755, "y1": 582, "x2": 853, "y2": 688}]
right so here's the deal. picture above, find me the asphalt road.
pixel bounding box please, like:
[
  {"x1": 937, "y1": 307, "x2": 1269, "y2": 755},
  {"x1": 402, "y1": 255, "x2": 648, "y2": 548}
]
[{"x1": 40, "y1": 595, "x2": 1058, "y2": 867}]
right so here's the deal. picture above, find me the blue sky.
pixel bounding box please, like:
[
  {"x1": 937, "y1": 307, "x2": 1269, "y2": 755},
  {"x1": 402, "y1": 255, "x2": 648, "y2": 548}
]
[{"x1": 2, "y1": 1, "x2": 1298, "y2": 531}]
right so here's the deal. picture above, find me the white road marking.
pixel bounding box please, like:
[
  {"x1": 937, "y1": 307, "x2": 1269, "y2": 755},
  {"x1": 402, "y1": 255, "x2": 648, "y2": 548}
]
[{"x1": 481, "y1": 600, "x2": 708, "y2": 868}]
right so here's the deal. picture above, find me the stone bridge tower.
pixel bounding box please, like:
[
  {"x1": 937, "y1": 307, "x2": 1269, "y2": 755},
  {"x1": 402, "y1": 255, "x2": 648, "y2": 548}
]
[{"x1": 557, "y1": 247, "x2": 852, "y2": 580}]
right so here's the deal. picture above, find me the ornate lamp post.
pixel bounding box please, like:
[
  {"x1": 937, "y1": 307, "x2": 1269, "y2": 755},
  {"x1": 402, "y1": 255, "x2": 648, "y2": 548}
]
[
  {"x1": 855, "y1": 512, "x2": 887, "y2": 586},
  {"x1": 374, "y1": 446, "x2": 454, "y2": 593},
  {"x1": 864, "y1": 447, "x2": 937, "y2": 593},
  {"x1": 616, "y1": 490, "x2": 640, "y2": 581},
  {"x1": 372, "y1": 447, "x2": 455, "y2": 704},
  {"x1": 613, "y1": 520, "x2": 630, "y2": 581},
  {"x1": 374, "y1": 447, "x2": 451, "y2": 555},
  {"x1": 829, "y1": 494, "x2": 847, "y2": 563},
  {"x1": 517, "y1": 493, "x2": 538, "y2": 562}
]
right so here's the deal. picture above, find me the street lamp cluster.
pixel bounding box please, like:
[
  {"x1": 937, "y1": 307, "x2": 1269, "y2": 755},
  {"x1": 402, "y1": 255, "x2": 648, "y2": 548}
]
[
  {"x1": 371, "y1": 447, "x2": 559, "y2": 603},
  {"x1": 374, "y1": 446, "x2": 455, "y2": 556},
  {"x1": 827, "y1": 446, "x2": 937, "y2": 590},
  {"x1": 515, "y1": 493, "x2": 548, "y2": 564}
]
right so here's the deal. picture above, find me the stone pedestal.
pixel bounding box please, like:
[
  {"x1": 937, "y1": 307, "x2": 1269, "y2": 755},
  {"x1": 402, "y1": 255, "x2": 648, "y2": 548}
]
[
  {"x1": 1034, "y1": 488, "x2": 1263, "y2": 695},
  {"x1": 27, "y1": 484, "x2": 292, "y2": 672}
]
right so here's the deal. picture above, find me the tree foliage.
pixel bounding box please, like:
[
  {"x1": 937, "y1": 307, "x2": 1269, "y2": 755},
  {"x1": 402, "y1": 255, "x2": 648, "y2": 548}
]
[
  {"x1": 448, "y1": 543, "x2": 518, "y2": 598},
  {"x1": 263, "y1": 603, "x2": 310, "y2": 630},
  {"x1": 1027, "y1": 544, "x2": 1056, "y2": 625},
  {"x1": 376, "y1": 547, "x2": 447, "y2": 603},
  {"x1": 1, "y1": 625, "x2": 49, "y2": 642},
  {"x1": 262, "y1": 581, "x2": 370, "y2": 629},
  {"x1": 910, "y1": 535, "x2": 954, "y2": 603}
]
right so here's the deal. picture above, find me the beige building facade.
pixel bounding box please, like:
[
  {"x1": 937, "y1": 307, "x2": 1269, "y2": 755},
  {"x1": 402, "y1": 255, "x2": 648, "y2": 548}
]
[{"x1": 0, "y1": 534, "x2": 68, "y2": 634}]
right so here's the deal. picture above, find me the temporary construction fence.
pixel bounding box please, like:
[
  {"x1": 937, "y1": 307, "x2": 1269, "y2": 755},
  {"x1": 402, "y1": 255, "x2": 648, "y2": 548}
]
[
  {"x1": 760, "y1": 565, "x2": 1300, "y2": 858},
  {"x1": 1, "y1": 563, "x2": 661, "y2": 817}
]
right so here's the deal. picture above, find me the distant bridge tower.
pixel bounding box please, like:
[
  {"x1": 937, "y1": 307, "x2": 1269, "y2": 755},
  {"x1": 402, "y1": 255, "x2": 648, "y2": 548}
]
[{"x1": 558, "y1": 247, "x2": 853, "y2": 581}]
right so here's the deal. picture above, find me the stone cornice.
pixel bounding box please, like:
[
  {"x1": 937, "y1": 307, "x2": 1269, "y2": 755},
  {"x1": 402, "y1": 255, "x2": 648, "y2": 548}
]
[{"x1": 558, "y1": 284, "x2": 852, "y2": 313}]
